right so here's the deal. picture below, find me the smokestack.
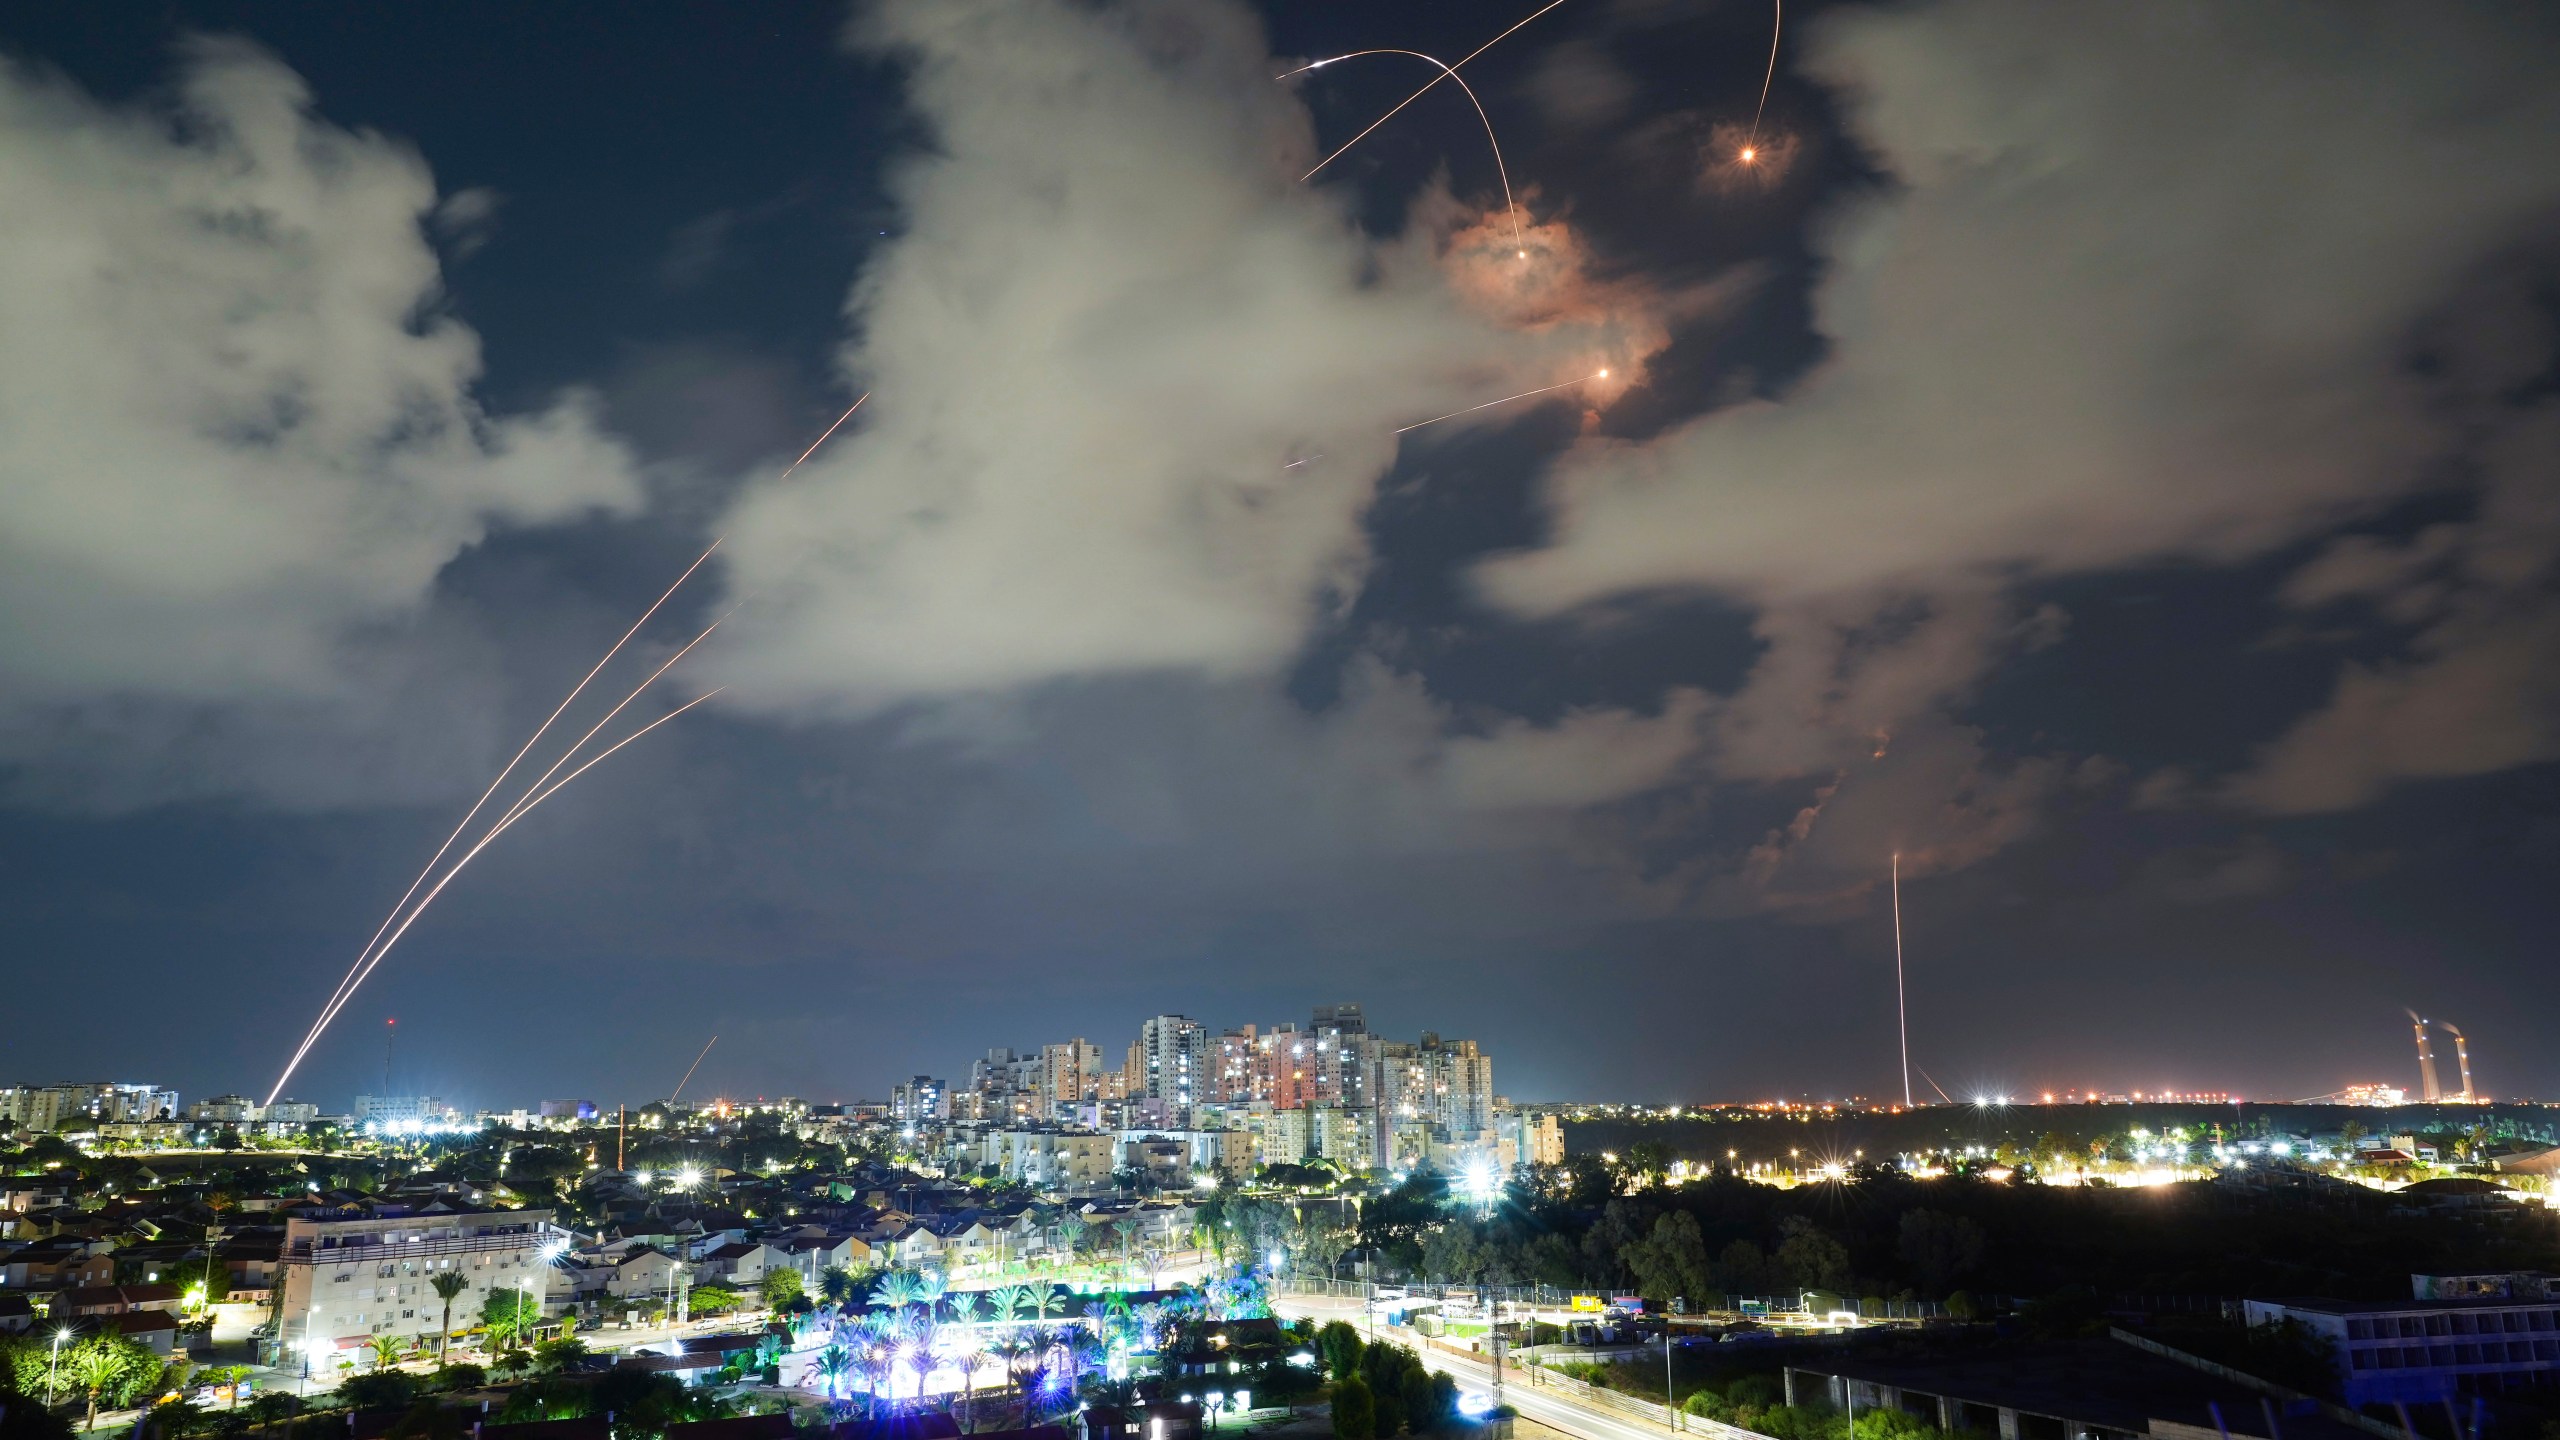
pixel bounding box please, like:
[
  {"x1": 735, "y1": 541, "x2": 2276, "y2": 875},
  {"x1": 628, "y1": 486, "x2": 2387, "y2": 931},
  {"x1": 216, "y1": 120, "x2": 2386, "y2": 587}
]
[
  {"x1": 2444, "y1": 1023, "x2": 2474, "y2": 1103},
  {"x1": 2408, "y1": 1010, "x2": 2442, "y2": 1103}
]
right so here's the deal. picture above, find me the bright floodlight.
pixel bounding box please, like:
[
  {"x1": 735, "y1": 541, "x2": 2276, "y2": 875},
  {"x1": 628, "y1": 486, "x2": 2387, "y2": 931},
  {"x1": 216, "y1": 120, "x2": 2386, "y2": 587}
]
[
  {"x1": 1461, "y1": 1158, "x2": 1501, "y2": 1203},
  {"x1": 1739, "y1": 147, "x2": 1758, "y2": 163},
  {"x1": 675, "y1": 1166, "x2": 702, "y2": 1189}
]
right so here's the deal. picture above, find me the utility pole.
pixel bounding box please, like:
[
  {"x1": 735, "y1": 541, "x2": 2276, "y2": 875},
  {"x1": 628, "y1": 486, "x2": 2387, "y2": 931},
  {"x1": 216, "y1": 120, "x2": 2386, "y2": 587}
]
[{"x1": 618, "y1": 1107, "x2": 627, "y2": 1171}]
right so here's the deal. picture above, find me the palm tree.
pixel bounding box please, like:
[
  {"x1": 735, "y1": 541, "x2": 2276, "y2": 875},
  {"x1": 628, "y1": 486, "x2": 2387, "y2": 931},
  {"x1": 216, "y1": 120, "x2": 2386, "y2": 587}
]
[
  {"x1": 1056, "y1": 1214, "x2": 1088, "y2": 1269},
  {"x1": 1030, "y1": 1287, "x2": 1061, "y2": 1321},
  {"x1": 914, "y1": 1271, "x2": 948, "y2": 1321},
  {"x1": 954, "y1": 1335, "x2": 997, "y2": 1434},
  {"x1": 819, "y1": 1264, "x2": 858, "y2": 1309},
  {"x1": 989, "y1": 1285, "x2": 1029, "y2": 1325},
  {"x1": 66, "y1": 1340, "x2": 129, "y2": 1433},
  {"x1": 946, "y1": 1292, "x2": 981, "y2": 1326},
  {"x1": 429, "y1": 1273, "x2": 470, "y2": 1367},
  {"x1": 852, "y1": 1314, "x2": 901, "y2": 1418},
  {"x1": 815, "y1": 1345, "x2": 854, "y2": 1402},
  {"x1": 872, "y1": 1270, "x2": 921, "y2": 1314}
]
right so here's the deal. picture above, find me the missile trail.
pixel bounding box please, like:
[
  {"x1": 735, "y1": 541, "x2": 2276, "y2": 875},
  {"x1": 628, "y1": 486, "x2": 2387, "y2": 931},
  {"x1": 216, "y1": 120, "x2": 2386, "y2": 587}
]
[
  {"x1": 1282, "y1": 50, "x2": 1523, "y2": 253},
  {"x1": 1743, "y1": 0, "x2": 1781, "y2": 162},
  {"x1": 780, "y1": 394, "x2": 868, "y2": 479},
  {"x1": 267, "y1": 542, "x2": 723, "y2": 1106},
  {"x1": 269, "y1": 630, "x2": 726, "y2": 1104},
  {"x1": 267, "y1": 396, "x2": 870, "y2": 1107},
  {"x1": 283, "y1": 691, "x2": 725, "y2": 1078},
  {"x1": 487, "y1": 611, "x2": 732, "y2": 835},
  {"x1": 1300, "y1": 0, "x2": 1569, "y2": 185},
  {"x1": 668, "y1": 1035, "x2": 719, "y2": 1107},
  {"x1": 1392, "y1": 370, "x2": 1607, "y2": 434}
]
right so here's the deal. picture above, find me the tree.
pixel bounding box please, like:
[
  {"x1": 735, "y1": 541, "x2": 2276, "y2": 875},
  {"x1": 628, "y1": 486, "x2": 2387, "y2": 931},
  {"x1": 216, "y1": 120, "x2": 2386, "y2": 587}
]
[
  {"x1": 1774, "y1": 1218, "x2": 1851, "y2": 1293},
  {"x1": 1895, "y1": 1211, "x2": 1984, "y2": 1294},
  {"x1": 428, "y1": 1273, "x2": 470, "y2": 1366},
  {"x1": 761, "y1": 1267, "x2": 806, "y2": 1312},
  {"x1": 65, "y1": 1337, "x2": 151, "y2": 1433},
  {"x1": 480, "y1": 1288, "x2": 540, "y2": 1348},
  {"x1": 818, "y1": 1265, "x2": 859, "y2": 1308},
  {"x1": 814, "y1": 1345, "x2": 853, "y2": 1402},
  {"x1": 1707, "y1": 1239, "x2": 1774, "y2": 1298},
  {"x1": 1418, "y1": 1225, "x2": 1480, "y2": 1285},
  {"x1": 687, "y1": 1285, "x2": 742, "y2": 1318},
  {"x1": 1329, "y1": 1378, "x2": 1375, "y2": 1440},
  {"x1": 1621, "y1": 1213, "x2": 1711, "y2": 1306},
  {"x1": 530, "y1": 1339, "x2": 587, "y2": 1376},
  {"x1": 871, "y1": 1271, "x2": 921, "y2": 1313},
  {"x1": 1315, "y1": 1322, "x2": 1365, "y2": 1383}
]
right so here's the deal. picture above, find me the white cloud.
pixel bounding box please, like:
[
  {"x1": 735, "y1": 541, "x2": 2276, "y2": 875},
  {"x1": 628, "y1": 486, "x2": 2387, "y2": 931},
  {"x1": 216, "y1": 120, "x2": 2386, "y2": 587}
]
[
  {"x1": 1488, "y1": 0, "x2": 2560, "y2": 613},
  {"x1": 711, "y1": 0, "x2": 1628, "y2": 712},
  {"x1": 1441, "y1": 690, "x2": 1710, "y2": 811},
  {"x1": 0, "y1": 39, "x2": 640, "y2": 803},
  {"x1": 1466, "y1": 0, "x2": 2560, "y2": 849}
]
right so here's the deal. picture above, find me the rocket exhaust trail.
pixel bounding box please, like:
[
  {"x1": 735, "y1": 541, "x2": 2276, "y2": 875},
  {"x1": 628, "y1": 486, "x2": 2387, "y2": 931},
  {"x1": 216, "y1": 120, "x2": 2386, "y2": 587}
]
[
  {"x1": 284, "y1": 691, "x2": 726, "y2": 1073},
  {"x1": 1282, "y1": 50, "x2": 1524, "y2": 253},
  {"x1": 669, "y1": 1036, "x2": 719, "y2": 1107},
  {"x1": 1893, "y1": 851, "x2": 1913, "y2": 1110},
  {"x1": 488, "y1": 612, "x2": 732, "y2": 834},
  {"x1": 1745, "y1": 0, "x2": 1781, "y2": 157},
  {"x1": 1394, "y1": 371, "x2": 1607, "y2": 434},
  {"x1": 1300, "y1": 0, "x2": 1570, "y2": 184},
  {"x1": 267, "y1": 395, "x2": 867, "y2": 1108},
  {"x1": 270, "y1": 624, "x2": 727, "y2": 1101},
  {"x1": 267, "y1": 542, "x2": 722, "y2": 1107}
]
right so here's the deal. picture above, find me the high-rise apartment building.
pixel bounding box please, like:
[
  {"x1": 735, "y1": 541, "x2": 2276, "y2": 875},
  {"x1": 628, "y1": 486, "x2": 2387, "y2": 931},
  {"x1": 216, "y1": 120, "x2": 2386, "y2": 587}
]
[
  {"x1": 889, "y1": 1076, "x2": 948, "y2": 1125},
  {"x1": 1040, "y1": 1040, "x2": 1105, "y2": 1114},
  {"x1": 1138, "y1": 1014, "x2": 1210, "y2": 1120}
]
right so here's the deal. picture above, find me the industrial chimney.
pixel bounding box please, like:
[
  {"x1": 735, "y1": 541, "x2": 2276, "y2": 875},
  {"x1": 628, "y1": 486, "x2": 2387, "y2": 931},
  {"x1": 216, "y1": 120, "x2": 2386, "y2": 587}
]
[{"x1": 2407, "y1": 1010, "x2": 2442, "y2": 1103}]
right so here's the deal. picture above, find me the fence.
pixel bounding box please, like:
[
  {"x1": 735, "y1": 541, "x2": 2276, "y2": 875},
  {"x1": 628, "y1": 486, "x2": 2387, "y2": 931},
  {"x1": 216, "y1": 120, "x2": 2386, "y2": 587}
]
[
  {"x1": 1279, "y1": 1278, "x2": 1943, "y2": 1323},
  {"x1": 1495, "y1": 1353, "x2": 1763, "y2": 1440}
]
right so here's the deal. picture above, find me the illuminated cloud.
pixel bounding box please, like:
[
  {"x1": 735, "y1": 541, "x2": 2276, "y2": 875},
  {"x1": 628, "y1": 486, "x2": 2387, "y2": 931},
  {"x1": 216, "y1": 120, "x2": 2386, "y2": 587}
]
[
  {"x1": 1474, "y1": 0, "x2": 2560, "y2": 867},
  {"x1": 0, "y1": 39, "x2": 640, "y2": 806},
  {"x1": 712, "y1": 0, "x2": 1628, "y2": 712}
]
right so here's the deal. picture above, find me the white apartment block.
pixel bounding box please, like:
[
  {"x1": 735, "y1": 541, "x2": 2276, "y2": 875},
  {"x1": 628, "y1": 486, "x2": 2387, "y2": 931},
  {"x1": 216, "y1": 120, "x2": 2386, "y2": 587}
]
[
  {"x1": 983, "y1": 1129, "x2": 1115, "y2": 1189},
  {"x1": 1, "y1": 1083, "x2": 178, "y2": 1132},
  {"x1": 275, "y1": 1206, "x2": 560, "y2": 1361}
]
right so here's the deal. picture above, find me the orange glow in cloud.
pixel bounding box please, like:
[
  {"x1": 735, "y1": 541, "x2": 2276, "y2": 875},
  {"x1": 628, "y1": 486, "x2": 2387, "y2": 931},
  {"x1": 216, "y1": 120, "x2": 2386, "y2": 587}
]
[{"x1": 1431, "y1": 200, "x2": 1669, "y2": 402}]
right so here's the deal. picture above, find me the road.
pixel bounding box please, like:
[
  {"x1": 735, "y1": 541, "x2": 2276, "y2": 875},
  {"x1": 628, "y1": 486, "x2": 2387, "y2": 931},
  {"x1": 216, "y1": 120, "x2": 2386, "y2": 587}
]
[{"x1": 1271, "y1": 1296, "x2": 1694, "y2": 1440}]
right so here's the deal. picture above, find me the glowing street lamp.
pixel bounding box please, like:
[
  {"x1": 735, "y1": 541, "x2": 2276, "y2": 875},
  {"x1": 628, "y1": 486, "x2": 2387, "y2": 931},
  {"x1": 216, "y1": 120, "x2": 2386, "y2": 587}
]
[{"x1": 47, "y1": 1328, "x2": 73, "y2": 1406}]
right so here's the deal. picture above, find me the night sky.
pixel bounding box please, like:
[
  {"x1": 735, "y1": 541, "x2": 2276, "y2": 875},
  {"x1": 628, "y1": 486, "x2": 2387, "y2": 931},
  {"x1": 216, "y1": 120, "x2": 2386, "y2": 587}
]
[{"x1": 4, "y1": 1, "x2": 2558, "y2": 1112}]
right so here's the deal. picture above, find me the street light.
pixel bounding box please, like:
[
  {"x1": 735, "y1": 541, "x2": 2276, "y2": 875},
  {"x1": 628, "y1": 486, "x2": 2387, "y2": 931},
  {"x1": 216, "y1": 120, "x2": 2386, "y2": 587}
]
[{"x1": 47, "y1": 1327, "x2": 73, "y2": 1406}]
